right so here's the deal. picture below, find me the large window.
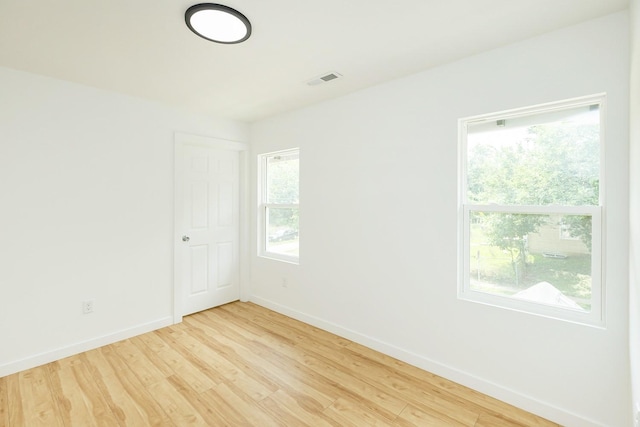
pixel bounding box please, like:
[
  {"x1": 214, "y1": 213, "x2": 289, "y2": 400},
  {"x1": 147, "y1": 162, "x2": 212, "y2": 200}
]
[
  {"x1": 259, "y1": 149, "x2": 299, "y2": 263},
  {"x1": 459, "y1": 95, "x2": 604, "y2": 325}
]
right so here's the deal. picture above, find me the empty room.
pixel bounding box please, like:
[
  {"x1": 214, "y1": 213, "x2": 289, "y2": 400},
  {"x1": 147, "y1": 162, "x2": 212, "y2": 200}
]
[{"x1": 1, "y1": 0, "x2": 639, "y2": 426}]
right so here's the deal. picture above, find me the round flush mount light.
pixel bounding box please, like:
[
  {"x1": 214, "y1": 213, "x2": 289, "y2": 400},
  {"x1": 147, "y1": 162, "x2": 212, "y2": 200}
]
[{"x1": 185, "y1": 3, "x2": 252, "y2": 44}]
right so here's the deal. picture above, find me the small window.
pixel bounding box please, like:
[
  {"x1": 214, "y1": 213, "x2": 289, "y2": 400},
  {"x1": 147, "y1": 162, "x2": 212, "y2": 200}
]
[
  {"x1": 459, "y1": 95, "x2": 604, "y2": 325},
  {"x1": 259, "y1": 149, "x2": 299, "y2": 263}
]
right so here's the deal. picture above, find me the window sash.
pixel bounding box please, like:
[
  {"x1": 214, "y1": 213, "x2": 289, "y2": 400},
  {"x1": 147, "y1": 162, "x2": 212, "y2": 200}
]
[
  {"x1": 459, "y1": 94, "x2": 606, "y2": 209},
  {"x1": 460, "y1": 203, "x2": 603, "y2": 326},
  {"x1": 263, "y1": 206, "x2": 299, "y2": 260},
  {"x1": 260, "y1": 205, "x2": 299, "y2": 263}
]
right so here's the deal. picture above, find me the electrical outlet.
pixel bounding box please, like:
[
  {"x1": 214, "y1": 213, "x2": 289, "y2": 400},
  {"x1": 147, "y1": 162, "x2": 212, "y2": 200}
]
[
  {"x1": 82, "y1": 299, "x2": 95, "y2": 314},
  {"x1": 281, "y1": 278, "x2": 288, "y2": 288}
]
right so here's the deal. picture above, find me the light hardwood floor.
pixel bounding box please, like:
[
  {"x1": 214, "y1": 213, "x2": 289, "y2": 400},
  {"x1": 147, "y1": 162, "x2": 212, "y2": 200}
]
[{"x1": 0, "y1": 302, "x2": 559, "y2": 426}]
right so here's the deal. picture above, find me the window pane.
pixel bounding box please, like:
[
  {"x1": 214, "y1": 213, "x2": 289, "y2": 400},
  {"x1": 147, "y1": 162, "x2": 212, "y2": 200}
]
[
  {"x1": 467, "y1": 105, "x2": 600, "y2": 206},
  {"x1": 266, "y1": 207, "x2": 299, "y2": 257},
  {"x1": 469, "y1": 211, "x2": 592, "y2": 311},
  {"x1": 267, "y1": 152, "x2": 299, "y2": 204}
]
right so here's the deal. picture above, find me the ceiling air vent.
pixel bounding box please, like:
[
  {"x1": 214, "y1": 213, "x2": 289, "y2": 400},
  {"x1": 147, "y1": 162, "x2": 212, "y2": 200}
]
[{"x1": 306, "y1": 72, "x2": 342, "y2": 86}]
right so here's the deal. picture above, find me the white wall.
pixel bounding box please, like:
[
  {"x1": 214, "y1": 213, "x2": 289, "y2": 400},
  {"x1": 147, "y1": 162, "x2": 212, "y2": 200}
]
[
  {"x1": 0, "y1": 66, "x2": 248, "y2": 375},
  {"x1": 250, "y1": 12, "x2": 630, "y2": 426},
  {"x1": 630, "y1": 0, "x2": 640, "y2": 424}
]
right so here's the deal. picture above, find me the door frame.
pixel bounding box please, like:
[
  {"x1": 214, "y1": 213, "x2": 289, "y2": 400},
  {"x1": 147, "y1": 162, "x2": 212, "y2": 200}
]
[{"x1": 173, "y1": 132, "x2": 249, "y2": 324}]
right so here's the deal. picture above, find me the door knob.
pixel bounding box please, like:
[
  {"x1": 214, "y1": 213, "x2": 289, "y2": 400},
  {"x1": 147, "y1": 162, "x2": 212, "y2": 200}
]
[{"x1": 182, "y1": 235, "x2": 190, "y2": 242}]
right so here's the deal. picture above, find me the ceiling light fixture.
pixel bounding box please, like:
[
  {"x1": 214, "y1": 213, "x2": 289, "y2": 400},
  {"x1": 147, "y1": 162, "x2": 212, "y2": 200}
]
[{"x1": 185, "y1": 3, "x2": 252, "y2": 44}]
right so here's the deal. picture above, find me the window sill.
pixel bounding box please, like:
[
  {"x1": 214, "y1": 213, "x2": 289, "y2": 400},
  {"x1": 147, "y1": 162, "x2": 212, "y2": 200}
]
[{"x1": 258, "y1": 253, "x2": 300, "y2": 265}]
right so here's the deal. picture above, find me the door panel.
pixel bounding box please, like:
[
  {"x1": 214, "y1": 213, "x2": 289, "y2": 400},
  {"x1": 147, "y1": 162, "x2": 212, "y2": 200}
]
[
  {"x1": 216, "y1": 242, "x2": 233, "y2": 287},
  {"x1": 189, "y1": 245, "x2": 209, "y2": 294}
]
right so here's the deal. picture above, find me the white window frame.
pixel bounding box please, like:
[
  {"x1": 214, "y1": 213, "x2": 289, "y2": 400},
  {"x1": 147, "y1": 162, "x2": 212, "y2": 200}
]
[
  {"x1": 458, "y1": 94, "x2": 605, "y2": 326},
  {"x1": 258, "y1": 148, "x2": 300, "y2": 264}
]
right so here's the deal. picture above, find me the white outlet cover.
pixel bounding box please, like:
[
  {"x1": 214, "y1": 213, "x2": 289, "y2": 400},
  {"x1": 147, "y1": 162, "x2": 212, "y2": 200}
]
[{"x1": 82, "y1": 299, "x2": 95, "y2": 314}]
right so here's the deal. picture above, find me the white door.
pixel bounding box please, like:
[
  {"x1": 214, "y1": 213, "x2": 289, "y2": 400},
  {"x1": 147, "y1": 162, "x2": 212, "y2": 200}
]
[{"x1": 177, "y1": 140, "x2": 241, "y2": 316}]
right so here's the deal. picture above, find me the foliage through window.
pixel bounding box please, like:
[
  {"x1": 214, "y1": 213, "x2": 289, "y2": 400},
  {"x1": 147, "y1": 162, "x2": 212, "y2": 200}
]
[
  {"x1": 260, "y1": 149, "x2": 299, "y2": 262},
  {"x1": 459, "y1": 96, "x2": 604, "y2": 325}
]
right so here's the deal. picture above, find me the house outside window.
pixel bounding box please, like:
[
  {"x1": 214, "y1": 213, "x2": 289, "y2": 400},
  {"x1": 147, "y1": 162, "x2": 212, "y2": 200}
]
[
  {"x1": 458, "y1": 95, "x2": 604, "y2": 326},
  {"x1": 259, "y1": 149, "x2": 299, "y2": 263}
]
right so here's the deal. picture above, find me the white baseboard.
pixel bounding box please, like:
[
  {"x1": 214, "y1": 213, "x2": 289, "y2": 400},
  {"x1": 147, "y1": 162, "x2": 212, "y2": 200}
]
[
  {"x1": 0, "y1": 316, "x2": 173, "y2": 377},
  {"x1": 249, "y1": 296, "x2": 603, "y2": 427}
]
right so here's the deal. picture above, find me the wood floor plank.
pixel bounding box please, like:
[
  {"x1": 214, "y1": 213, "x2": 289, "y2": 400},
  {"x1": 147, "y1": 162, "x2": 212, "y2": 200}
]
[
  {"x1": 136, "y1": 328, "x2": 174, "y2": 353},
  {"x1": 293, "y1": 346, "x2": 407, "y2": 420},
  {"x1": 346, "y1": 344, "x2": 486, "y2": 425},
  {"x1": 258, "y1": 389, "x2": 338, "y2": 427},
  {"x1": 200, "y1": 305, "x2": 320, "y2": 368},
  {"x1": 151, "y1": 328, "x2": 225, "y2": 386},
  {"x1": 146, "y1": 377, "x2": 208, "y2": 426},
  {"x1": 247, "y1": 338, "x2": 342, "y2": 402},
  {"x1": 475, "y1": 411, "x2": 531, "y2": 427},
  {"x1": 81, "y1": 349, "x2": 171, "y2": 427},
  {"x1": 395, "y1": 402, "x2": 476, "y2": 427},
  {"x1": 223, "y1": 305, "x2": 409, "y2": 421},
  {"x1": 322, "y1": 397, "x2": 395, "y2": 427},
  {"x1": 110, "y1": 339, "x2": 169, "y2": 387},
  {"x1": 132, "y1": 334, "x2": 216, "y2": 394},
  {"x1": 156, "y1": 330, "x2": 274, "y2": 402},
  {"x1": 477, "y1": 410, "x2": 559, "y2": 427},
  {"x1": 344, "y1": 344, "x2": 539, "y2": 427},
  {"x1": 0, "y1": 301, "x2": 558, "y2": 427},
  {"x1": 334, "y1": 343, "x2": 490, "y2": 422},
  {"x1": 225, "y1": 302, "x2": 351, "y2": 350},
  {"x1": 4, "y1": 374, "x2": 24, "y2": 427},
  {"x1": 206, "y1": 305, "x2": 303, "y2": 356},
  {"x1": 221, "y1": 304, "x2": 404, "y2": 406},
  {"x1": 212, "y1": 381, "x2": 283, "y2": 427},
  {"x1": 270, "y1": 389, "x2": 339, "y2": 426},
  {"x1": 400, "y1": 392, "x2": 481, "y2": 426},
  {"x1": 343, "y1": 340, "x2": 501, "y2": 418},
  {"x1": 129, "y1": 335, "x2": 175, "y2": 378},
  {"x1": 16, "y1": 366, "x2": 62, "y2": 427},
  {"x1": 164, "y1": 375, "x2": 233, "y2": 426},
  {"x1": 160, "y1": 322, "x2": 278, "y2": 401},
  {"x1": 0, "y1": 376, "x2": 8, "y2": 427},
  {"x1": 263, "y1": 313, "x2": 533, "y2": 427},
  {"x1": 226, "y1": 302, "x2": 353, "y2": 347},
  {"x1": 185, "y1": 313, "x2": 336, "y2": 411},
  {"x1": 211, "y1": 308, "x2": 343, "y2": 407},
  {"x1": 48, "y1": 353, "x2": 84, "y2": 372},
  {"x1": 195, "y1": 387, "x2": 253, "y2": 426},
  {"x1": 48, "y1": 360, "x2": 118, "y2": 426},
  {"x1": 175, "y1": 377, "x2": 282, "y2": 427}
]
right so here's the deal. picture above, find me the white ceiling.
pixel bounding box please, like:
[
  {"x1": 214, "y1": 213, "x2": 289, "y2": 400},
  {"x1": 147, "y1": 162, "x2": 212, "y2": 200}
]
[{"x1": 0, "y1": 0, "x2": 629, "y2": 123}]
